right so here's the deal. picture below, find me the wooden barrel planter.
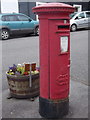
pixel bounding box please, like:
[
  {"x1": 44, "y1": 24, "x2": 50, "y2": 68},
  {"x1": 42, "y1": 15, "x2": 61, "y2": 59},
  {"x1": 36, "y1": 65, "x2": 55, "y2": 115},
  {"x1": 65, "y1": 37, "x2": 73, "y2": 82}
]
[{"x1": 6, "y1": 73, "x2": 39, "y2": 99}]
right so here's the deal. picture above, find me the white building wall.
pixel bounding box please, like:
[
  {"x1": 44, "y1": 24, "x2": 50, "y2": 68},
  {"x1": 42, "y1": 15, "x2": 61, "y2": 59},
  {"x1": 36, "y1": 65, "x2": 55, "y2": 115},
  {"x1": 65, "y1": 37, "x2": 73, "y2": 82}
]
[
  {"x1": 73, "y1": 4, "x2": 82, "y2": 12},
  {"x1": 36, "y1": 2, "x2": 46, "y2": 20},
  {"x1": 1, "y1": 0, "x2": 19, "y2": 13}
]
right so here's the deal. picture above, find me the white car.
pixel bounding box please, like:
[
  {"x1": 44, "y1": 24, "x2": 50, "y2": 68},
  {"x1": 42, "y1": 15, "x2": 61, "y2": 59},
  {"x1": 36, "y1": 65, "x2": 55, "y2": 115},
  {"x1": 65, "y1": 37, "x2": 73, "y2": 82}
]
[{"x1": 70, "y1": 11, "x2": 90, "y2": 31}]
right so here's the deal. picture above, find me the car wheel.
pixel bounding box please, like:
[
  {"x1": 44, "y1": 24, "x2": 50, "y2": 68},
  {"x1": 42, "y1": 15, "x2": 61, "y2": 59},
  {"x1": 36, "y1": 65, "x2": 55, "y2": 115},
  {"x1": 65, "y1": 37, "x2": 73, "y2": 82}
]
[
  {"x1": 71, "y1": 24, "x2": 77, "y2": 32},
  {"x1": 1, "y1": 29, "x2": 10, "y2": 40},
  {"x1": 35, "y1": 26, "x2": 39, "y2": 36}
]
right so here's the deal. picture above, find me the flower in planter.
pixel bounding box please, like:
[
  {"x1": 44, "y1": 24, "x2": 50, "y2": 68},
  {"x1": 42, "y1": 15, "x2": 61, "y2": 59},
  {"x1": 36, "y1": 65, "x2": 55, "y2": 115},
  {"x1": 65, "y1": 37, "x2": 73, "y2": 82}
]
[{"x1": 7, "y1": 63, "x2": 39, "y2": 76}]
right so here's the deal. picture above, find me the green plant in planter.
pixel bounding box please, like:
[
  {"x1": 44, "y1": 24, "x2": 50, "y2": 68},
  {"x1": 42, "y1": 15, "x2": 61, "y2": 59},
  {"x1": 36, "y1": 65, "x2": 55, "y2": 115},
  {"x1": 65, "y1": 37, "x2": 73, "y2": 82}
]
[{"x1": 17, "y1": 64, "x2": 25, "y2": 75}]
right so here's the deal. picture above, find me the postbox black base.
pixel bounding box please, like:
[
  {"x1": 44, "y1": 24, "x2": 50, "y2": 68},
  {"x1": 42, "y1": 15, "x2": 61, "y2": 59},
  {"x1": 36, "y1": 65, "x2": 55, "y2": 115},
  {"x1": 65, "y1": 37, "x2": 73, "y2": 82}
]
[{"x1": 39, "y1": 97, "x2": 69, "y2": 118}]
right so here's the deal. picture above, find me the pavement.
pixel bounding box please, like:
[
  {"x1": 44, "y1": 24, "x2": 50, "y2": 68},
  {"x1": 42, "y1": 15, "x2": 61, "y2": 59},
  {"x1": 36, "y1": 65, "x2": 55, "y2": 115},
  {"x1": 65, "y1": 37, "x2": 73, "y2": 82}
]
[
  {"x1": 1, "y1": 30, "x2": 89, "y2": 119},
  {"x1": 2, "y1": 80, "x2": 88, "y2": 119}
]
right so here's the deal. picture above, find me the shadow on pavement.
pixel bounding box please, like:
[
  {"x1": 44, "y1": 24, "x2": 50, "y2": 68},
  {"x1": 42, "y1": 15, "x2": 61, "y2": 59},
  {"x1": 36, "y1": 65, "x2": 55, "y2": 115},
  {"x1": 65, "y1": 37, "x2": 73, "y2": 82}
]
[
  {"x1": 71, "y1": 28, "x2": 89, "y2": 33},
  {"x1": 1, "y1": 34, "x2": 39, "y2": 41}
]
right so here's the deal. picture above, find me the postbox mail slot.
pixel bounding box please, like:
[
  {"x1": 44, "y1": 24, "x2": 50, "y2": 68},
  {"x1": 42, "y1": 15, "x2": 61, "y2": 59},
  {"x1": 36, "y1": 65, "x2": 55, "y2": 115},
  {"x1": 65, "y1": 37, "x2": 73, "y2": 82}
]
[{"x1": 58, "y1": 25, "x2": 69, "y2": 29}]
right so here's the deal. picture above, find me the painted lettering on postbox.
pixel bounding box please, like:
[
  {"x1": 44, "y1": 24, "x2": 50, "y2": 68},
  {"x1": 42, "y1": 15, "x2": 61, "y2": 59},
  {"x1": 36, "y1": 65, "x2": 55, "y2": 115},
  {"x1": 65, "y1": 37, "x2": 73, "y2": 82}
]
[{"x1": 56, "y1": 74, "x2": 68, "y2": 86}]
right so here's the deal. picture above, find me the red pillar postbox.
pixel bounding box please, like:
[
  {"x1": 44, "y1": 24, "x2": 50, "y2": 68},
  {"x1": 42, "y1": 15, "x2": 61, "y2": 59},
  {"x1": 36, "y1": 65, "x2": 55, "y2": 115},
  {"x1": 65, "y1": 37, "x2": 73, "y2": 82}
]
[{"x1": 33, "y1": 3, "x2": 75, "y2": 118}]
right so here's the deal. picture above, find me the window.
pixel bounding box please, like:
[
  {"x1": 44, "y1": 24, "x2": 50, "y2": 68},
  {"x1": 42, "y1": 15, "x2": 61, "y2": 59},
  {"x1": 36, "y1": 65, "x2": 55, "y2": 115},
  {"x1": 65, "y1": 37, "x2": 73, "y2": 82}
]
[
  {"x1": 86, "y1": 12, "x2": 90, "y2": 18},
  {"x1": 17, "y1": 15, "x2": 29, "y2": 21},
  {"x1": 78, "y1": 13, "x2": 85, "y2": 18},
  {"x1": 70, "y1": 12, "x2": 77, "y2": 19},
  {"x1": 1, "y1": 16, "x2": 6, "y2": 21},
  {"x1": 2, "y1": 15, "x2": 18, "y2": 21}
]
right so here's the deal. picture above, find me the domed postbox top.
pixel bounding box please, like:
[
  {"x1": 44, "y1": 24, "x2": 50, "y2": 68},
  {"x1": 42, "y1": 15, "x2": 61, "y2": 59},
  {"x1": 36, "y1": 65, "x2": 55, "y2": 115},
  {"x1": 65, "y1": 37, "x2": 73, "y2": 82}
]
[{"x1": 32, "y1": 3, "x2": 75, "y2": 14}]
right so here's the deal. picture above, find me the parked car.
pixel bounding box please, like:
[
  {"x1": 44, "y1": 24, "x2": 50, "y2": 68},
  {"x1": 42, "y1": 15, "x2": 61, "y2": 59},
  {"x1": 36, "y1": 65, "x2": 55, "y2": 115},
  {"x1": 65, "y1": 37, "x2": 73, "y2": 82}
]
[
  {"x1": 70, "y1": 11, "x2": 90, "y2": 31},
  {"x1": 0, "y1": 13, "x2": 39, "y2": 40}
]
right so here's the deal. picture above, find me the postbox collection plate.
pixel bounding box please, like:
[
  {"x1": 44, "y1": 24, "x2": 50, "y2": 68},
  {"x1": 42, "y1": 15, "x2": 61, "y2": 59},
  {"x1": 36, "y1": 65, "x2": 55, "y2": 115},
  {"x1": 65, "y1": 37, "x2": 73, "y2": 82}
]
[{"x1": 61, "y1": 36, "x2": 68, "y2": 53}]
